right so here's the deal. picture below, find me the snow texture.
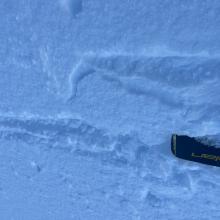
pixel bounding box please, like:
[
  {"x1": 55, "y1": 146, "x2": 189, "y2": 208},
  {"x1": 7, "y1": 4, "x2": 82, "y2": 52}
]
[{"x1": 0, "y1": 0, "x2": 220, "y2": 219}]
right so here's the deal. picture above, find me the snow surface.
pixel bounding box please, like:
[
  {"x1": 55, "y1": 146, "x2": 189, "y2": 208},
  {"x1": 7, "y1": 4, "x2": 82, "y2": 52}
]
[{"x1": 0, "y1": 0, "x2": 220, "y2": 219}]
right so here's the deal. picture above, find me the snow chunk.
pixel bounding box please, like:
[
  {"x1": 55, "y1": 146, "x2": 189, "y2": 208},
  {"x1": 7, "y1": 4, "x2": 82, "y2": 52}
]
[{"x1": 60, "y1": 0, "x2": 83, "y2": 18}]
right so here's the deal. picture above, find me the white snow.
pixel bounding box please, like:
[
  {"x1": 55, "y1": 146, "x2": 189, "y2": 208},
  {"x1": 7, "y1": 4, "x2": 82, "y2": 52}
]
[{"x1": 0, "y1": 0, "x2": 220, "y2": 219}]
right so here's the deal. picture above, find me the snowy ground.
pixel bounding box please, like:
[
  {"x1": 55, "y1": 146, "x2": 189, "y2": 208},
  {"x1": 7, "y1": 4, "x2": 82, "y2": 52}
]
[{"x1": 0, "y1": 0, "x2": 220, "y2": 219}]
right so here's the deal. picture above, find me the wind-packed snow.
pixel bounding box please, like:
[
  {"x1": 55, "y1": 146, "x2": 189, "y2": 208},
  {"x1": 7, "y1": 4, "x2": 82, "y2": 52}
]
[{"x1": 0, "y1": 0, "x2": 220, "y2": 219}]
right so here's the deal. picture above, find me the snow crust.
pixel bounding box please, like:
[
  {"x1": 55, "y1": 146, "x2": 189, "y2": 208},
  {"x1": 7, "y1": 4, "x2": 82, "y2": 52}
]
[{"x1": 0, "y1": 0, "x2": 220, "y2": 219}]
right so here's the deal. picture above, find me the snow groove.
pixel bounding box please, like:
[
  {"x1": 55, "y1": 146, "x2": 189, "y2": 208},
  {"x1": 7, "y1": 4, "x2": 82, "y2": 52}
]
[
  {"x1": 0, "y1": 115, "x2": 149, "y2": 168},
  {"x1": 66, "y1": 54, "x2": 220, "y2": 107}
]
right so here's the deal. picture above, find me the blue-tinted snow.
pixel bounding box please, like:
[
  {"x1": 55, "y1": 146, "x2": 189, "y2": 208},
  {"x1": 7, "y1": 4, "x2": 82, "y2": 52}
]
[{"x1": 0, "y1": 0, "x2": 220, "y2": 219}]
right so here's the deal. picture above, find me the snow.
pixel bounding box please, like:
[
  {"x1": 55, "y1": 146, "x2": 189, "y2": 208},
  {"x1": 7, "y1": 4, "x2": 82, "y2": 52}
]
[{"x1": 0, "y1": 0, "x2": 220, "y2": 219}]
